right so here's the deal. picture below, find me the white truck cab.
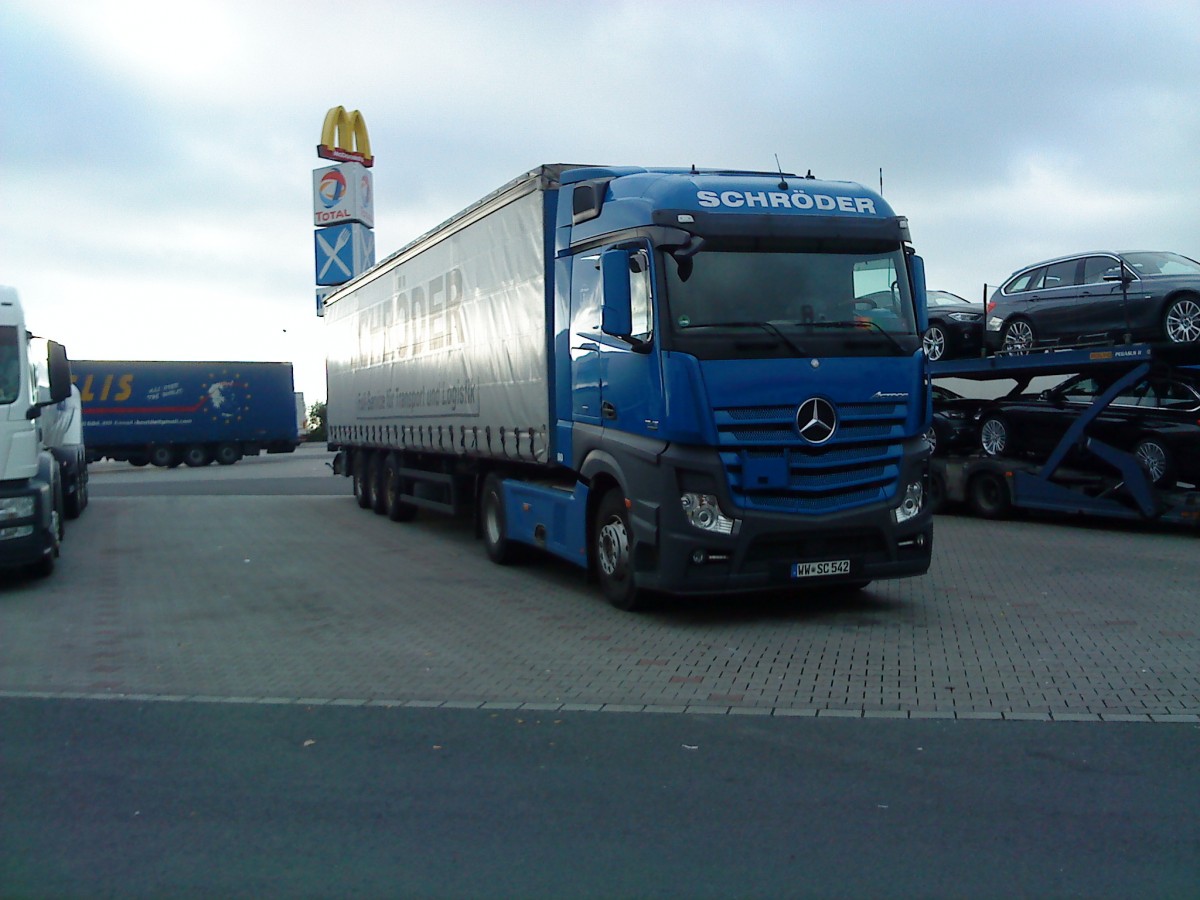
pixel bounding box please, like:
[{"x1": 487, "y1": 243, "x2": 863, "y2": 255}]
[{"x1": 0, "y1": 286, "x2": 75, "y2": 576}]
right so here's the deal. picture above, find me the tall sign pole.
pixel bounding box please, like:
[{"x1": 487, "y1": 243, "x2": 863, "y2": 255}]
[{"x1": 313, "y1": 106, "x2": 375, "y2": 317}]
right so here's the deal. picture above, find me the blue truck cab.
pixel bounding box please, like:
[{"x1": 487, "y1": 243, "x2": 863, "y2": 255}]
[{"x1": 550, "y1": 167, "x2": 931, "y2": 605}]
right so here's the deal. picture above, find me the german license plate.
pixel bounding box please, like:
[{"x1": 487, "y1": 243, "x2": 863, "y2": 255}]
[{"x1": 791, "y1": 559, "x2": 851, "y2": 578}]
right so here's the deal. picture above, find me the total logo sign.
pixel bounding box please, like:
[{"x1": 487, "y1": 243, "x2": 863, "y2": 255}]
[
  {"x1": 318, "y1": 169, "x2": 347, "y2": 207},
  {"x1": 312, "y1": 162, "x2": 374, "y2": 228}
]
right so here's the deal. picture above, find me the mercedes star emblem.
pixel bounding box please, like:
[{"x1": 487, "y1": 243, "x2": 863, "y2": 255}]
[{"x1": 796, "y1": 397, "x2": 837, "y2": 444}]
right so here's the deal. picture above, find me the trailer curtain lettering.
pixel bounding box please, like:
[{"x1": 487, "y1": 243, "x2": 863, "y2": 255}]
[{"x1": 354, "y1": 266, "x2": 466, "y2": 367}]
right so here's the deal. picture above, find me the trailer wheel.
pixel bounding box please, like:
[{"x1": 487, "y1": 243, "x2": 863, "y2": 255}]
[
  {"x1": 481, "y1": 474, "x2": 519, "y2": 564},
  {"x1": 183, "y1": 445, "x2": 211, "y2": 467},
  {"x1": 1134, "y1": 437, "x2": 1176, "y2": 488},
  {"x1": 382, "y1": 454, "x2": 417, "y2": 522},
  {"x1": 352, "y1": 451, "x2": 371, "y2": 509},
  {"x1": 368, "y1": 453, "x2": 388, "y2": 514},
  {"x1": 593, "y1": 491, "x2": 643, "y2": 611},
  {"x1": 967, "y1": 470, "x2": 1011, "y2": 520},
  {"x1": 128, "y1": 454, "x2": 149, "y2": 467},
  {"x1": 215, "y1": 443, "x2": 242, "y2": 466},
  {"x1": 149, "y1": 445, "x2": 176, "y2": 467}
]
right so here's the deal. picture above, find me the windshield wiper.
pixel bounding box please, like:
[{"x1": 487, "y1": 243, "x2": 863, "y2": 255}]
[
  {"x1": 788, "y1": 319, "x2": 911, "y2": 356},
  {"x1": 681, "y1": 321, "x2": 809, "y2": 357}
]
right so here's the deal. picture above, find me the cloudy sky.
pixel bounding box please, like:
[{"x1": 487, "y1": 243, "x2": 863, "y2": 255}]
[{"x1": 2, "y1": 0, "x2": 1197, "y2": 404}]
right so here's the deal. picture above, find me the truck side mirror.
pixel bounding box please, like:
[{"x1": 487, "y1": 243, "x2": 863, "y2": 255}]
[
  {"x1": 908, "y1": 252, "x2": 929, "y2": 333},
  {"x1": 46, "y1": 340, "x2": 71, "y2": 404},
  {"x1": 600, "y1": 248, "x2": 633, "y2": 339}
]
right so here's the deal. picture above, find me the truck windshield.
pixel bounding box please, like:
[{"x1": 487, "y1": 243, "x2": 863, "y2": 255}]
[
  {"x1": 0, "y1": 325, "x2": 20, "y2": 404},
  {"x1": 662, "y1": 240, "x2": 919, "y2": 358}
]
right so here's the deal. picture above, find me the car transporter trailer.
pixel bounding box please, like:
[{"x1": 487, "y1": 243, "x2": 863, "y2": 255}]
[{"x1": 928, "y1": 342, "x2": 1200, "y2": 528}]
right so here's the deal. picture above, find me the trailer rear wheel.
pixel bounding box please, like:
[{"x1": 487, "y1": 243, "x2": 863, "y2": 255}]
[
  {"x1": 384, "y1": 455, "x2": 418, "y2": 522},
  {"x1": 968, "y1": 470, "x2": 1011, "y2": 519},
  {"x1": 183, "y1": 445, "x2": 211, "y2": 467},
  {"x1": 215, "y1": 443, "x2": 242, "y2": 466},
  {"x1": 368, "y1": 453, "x2": 387, "y2": 514},
  {"x1": 481, "y1": 474, "x2": 518, "y2": 564},
  {"x1": 352, "y1": 451, "x2": 371, "y2": 509},
  {"x1": 149, "y1": 445, "x2": 176, "y2": 468},
  {"x1": 594, "y1": 491, "x2": 643, "y2": 611}
]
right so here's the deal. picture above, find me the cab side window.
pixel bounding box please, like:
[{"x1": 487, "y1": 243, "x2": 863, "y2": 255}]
[{"x1": 628, "y1": 248, "x2": 653, "y2": 342}]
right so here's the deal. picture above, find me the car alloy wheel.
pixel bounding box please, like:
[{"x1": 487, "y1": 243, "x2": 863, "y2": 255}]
[
  {"x1": 923, "y1": 325, "x2": 947, "y2": 361},
  {"x1": 979, "y1": 416, "x2": 1010, "y2": 457},
  {"x1": 1134, "y1": 438, "x2": 1174, "y2": 488},
  {"x1": 1164, "y1": 295, "x2": 1200, "y2": 343},
  {"x1": 1001, "y1": 319, "x2": 1034, "y2": 355}
]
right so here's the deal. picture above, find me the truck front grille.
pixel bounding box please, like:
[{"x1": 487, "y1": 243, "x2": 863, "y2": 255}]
[{"x1": 716, "y1": 400, "x2": 907, "y2": 515}]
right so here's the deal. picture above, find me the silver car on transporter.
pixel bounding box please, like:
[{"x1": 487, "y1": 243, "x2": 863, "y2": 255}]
[{"x1": 984, "y1": 251, "x2": 1200, "y2": 354}]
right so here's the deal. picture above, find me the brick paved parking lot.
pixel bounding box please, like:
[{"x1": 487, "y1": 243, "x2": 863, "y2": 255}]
[{"x1": 1, "y1": 447, "x2": 1197, "y2": 720}]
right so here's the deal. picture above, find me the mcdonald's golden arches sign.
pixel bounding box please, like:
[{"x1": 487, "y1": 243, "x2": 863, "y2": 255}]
[{"x1": 318, "y1": 106, "x2": 373, "y2": 167}]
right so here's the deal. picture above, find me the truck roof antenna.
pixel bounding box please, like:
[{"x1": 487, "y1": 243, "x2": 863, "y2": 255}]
[{"x1": 775, "y1": 154, "x2": 788, "y2": 190}]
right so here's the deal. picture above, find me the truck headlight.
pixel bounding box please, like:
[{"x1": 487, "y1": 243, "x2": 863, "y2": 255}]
[
  {"x1": 0, "y1": 497, "x2": 35, "y2": 521},
  {"x1": 893, "y1": 480, "x2": 923, "y2": 524},
  {"x1": 681, "y1": 492, "x2": 736, "y2": 534}
]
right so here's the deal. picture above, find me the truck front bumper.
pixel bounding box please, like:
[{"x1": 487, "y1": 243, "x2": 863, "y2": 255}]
[
  {"x1": 0, "y1": 481, "x2": 54, "y2": 568},
  {"x1": 622, "y1": 443, "x2": 934, "y2": 597},
  {"x1": 639, "y1": 500, "x2": 932, "y2": 596}
]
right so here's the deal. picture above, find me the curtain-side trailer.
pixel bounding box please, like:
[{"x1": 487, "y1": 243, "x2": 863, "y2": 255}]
[{"x1": 73, "y1": 360, "x2": 301, "y2": 467}]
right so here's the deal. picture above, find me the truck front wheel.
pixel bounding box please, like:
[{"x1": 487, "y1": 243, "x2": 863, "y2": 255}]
[{"x1": 594, "y1": 491, "x2": 643, "y2": 611}]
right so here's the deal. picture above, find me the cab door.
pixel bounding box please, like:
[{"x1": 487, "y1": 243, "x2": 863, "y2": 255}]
[
  {"x1": 569, "y1": 252, "x2": 603, "y2": 425},
  {"x1": 598, "y1": 243, "x2": 664, "y2": 438}
]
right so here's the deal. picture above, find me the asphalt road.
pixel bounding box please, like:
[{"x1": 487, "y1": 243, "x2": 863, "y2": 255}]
[
  {"x1": 1, "y1": 446, "x2": 1197, "y2": 897},
  {"x1": 3, "y1": 698, "x2": 1197, "y2": 899}
]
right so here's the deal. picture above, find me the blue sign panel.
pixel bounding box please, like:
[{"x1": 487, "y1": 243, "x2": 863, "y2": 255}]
[{"x1": 315, "y1": 223, "x2": 375, "y2": 286}]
